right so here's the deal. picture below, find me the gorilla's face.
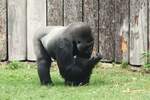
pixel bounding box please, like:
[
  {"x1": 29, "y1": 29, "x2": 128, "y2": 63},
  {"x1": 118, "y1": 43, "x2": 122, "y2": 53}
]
[
  {"x1": 65, "y1": 78, "x2": 89, "y2": 86},
  {"x1": 68, "y1": 22, "x2": 94, "y2": 58},
  {"x1": 65, "y1": 57, "x2": 91, "y2": 86},
  {"x1": 76, "y1": 36, "x2": 94, "y2": 58},
  {"x1": 65, "y1": 68, "x2": 90, "y2": 86}
]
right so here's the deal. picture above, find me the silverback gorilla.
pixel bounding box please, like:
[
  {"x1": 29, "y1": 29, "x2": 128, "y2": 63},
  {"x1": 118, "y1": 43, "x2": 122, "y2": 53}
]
[{"x1": 33, "y1": 22, "x2": 102, "y2": 86}]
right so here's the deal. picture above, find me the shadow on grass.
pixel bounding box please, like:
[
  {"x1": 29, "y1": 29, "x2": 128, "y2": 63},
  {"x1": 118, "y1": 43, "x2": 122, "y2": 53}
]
[
  {"x1": 53, "y1": 80, "x2": 64, "y2": 86},
  {"x1": 48, "y1": 78, "x2": 110, "y2": 87}
]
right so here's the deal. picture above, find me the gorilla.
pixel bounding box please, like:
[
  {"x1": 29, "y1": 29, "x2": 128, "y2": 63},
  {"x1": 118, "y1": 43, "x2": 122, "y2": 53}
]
[{"x1": 33, "y1": 22, "x2": 102, "y2": 86}]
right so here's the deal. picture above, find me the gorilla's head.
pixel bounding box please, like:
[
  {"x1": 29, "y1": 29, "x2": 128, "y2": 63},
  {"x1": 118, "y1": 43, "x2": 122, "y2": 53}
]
[
  {"x1": 64, "y1": 57, "x2": 92, "y2": 86},
  {"x1": 65, "y1": 65, "x2": 91, "y2": 86},
  {"x1": 75, "y1": 37, "x2": 94, "y2": 58},
  {"x1": 67, "y1": 22, "x2": 94, "y2": 58}
]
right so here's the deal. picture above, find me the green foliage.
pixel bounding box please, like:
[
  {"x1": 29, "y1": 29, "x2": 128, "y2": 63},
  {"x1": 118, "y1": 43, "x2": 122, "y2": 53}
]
[
  {"x1": 142, "y1": 52, "x2": 150, "y2": 57},
  {"x1": 8, "y1": 61, "x2": 21, "y2": 70},
  {"x1": 142, "y1": 51, "x2": 150, "y2": 69},
  {"x1": 143, "y1": 63, "x2": 150, "y2": 69},
  {"x1": 7, "y1": 61, "x2": 23, "y2": 70},
  {"x1": 120, "y1": 61, "x2": 128, "y2": 69},
  {"x1": 7, "y1": 61, "x2": 36, "y2": 70},
  {"x1": 112, "y1": 62, "x2": 116, "y2": 67}
]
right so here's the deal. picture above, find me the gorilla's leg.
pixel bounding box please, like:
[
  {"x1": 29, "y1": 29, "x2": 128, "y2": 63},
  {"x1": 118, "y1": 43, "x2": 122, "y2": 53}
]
[
  {"x1": 33, "y1": 32, "x2": 52, "y2": 85},
  {"x1": 37, "y1": 58, "x2": 52, "y2": 85},
  {"x1": 36, "y1": 48, "x2": 52, "y2": 85}
]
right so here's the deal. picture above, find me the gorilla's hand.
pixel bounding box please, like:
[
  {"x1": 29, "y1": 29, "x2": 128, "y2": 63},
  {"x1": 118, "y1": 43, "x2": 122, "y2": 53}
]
[
  {"x1": 93, "y1": 53, "x2": 103, "y2": 61},
  {"x1": 85, "y1": 53, "x2": 102, "y2": 69}
]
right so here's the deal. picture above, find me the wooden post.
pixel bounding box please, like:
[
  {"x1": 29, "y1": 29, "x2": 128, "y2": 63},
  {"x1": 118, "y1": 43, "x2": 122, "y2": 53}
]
[
  {"x1": 130, "y1": 0, "x2": 147, "y2": 65},
  {"x1": 47, "y1": 0, "x2": 63, "y2": 26},
  {"x1": 0, "y1": 0, "x2": 7, "y2": 61},
  {"x1": 115, "y1": 0, "x2": 129, "y2": 63},
  {"x1": 99, "y1": 0, "x2": 115, "y2": 62},
  {"x1": 8, "y1": 0, "x2": 27, "y2": 61},
  {"x1": 83, "y1": 0, "x2": 99, "y2": 55},
  {"x1": 64, "y1": 0, "x2": 82, "y2": 25},
  {"x1": 27, "y1": 0, "x2": 46, "y2": 61}
]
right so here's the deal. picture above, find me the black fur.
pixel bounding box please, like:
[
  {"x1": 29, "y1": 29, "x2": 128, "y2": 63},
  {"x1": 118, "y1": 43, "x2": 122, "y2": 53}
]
[{"x1": 33, "y1": 22, "x2": 102, "y2": 86}]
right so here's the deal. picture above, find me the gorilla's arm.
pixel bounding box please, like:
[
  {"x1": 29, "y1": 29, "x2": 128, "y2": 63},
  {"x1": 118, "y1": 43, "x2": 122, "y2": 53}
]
[
  {"x1": 74, "y1": 53, "x2": 102, "y2": 70},
  {"x1": 55, "y1": 38, "x2": 75, "y2": 77},
  {"x1": 86, "y1": 53, "x2": 102, "y2": 69}
]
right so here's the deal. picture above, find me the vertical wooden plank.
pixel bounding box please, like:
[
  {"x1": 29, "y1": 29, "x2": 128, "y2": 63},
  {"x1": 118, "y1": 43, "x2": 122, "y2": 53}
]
[
  {"x1": 115, "y1": 0, "x2": 129, "y2": 63},
  {"x1": 64, "y1": 0, "x2": 82, "y2": 25},
  {"x1": 27, "y1": 0, "x2": 46, "y2": 60},
  {"x1": 83, "y1": 0, "x2": 99, "y2": 54},
  {"x1": 47, "y1": 0, "x2": 63, "y2": 25},
  {"x1": 99, "y1": 0, "x2": 115, "y2": 62},
  {"x1": 8, "y1": 0, "x2": 27, "y2": 61},
  {"x1": 0, "y1": 0, "x2": 7, "y2": 61},
  {"x1": 130, "y1": 0, "x2": 147, "y2": 65}
]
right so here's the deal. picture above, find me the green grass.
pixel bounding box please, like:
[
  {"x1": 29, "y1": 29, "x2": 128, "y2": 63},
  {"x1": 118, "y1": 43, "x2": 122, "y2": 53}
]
[{"x1": 0, "y1": 62, "x2": 150, "y2": 100}]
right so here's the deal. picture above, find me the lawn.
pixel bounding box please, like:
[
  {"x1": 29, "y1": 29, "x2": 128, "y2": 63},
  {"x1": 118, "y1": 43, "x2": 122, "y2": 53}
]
[{"x1": 0, "y1": 62, "x2": 150, "y2": 100}]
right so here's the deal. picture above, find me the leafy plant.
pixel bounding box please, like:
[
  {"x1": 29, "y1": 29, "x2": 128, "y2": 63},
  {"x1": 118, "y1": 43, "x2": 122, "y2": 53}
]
[
  {"x1": 7, "y1": 61, "x2": 22, "y2": 70},
  {"x1": 120, "y1": 61, "x2": 128, "y2": 69},
  {"x1": 112, "y1": 62, "x2": 116, "y2": 67},
  {"x1": 142, "y1": 52, "x2": 150, "y2": 57},
  {"x1": 142, "y1": 51, "x2": 150, "y2": 72}
]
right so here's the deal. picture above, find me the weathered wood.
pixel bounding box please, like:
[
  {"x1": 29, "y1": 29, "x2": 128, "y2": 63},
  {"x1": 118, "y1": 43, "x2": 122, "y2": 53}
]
[
  {"x1": 99, "y1": 0, "x2": 115, "y2": 62},
  {"x1": 27, "y1": 0, "x2": 46, "y2": 60},
  {"x1": 115, "y1": 0, "x2": 129, "y2": 63},
  {"x1": 47, "y1": 0, "x2": 63, "y2": 25},
  {"x1": 64, "y1": 0, "x2": 82, "y2": 25},
  {"x1": 83, "y1": 0, "x2": 99, "y2": 55},
  {"x1": 0, "y1": 0, "x2": 7, "y2": 61},
  {"x1": 8, "y1": 0, "x2": 27, "y2": 61},
  {"x1": 130, "y1": 0, "x2": 147, "y2": 65}
]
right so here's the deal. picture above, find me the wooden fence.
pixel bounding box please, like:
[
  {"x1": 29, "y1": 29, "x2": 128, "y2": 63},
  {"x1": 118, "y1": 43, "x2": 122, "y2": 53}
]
[{"x1": 0, "y1": 0, "x2": 149, "y2": 65}]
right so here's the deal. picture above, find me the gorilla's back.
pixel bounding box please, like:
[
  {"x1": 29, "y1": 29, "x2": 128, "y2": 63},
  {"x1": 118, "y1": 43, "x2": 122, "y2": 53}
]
[{"x1": 40, "y1": 26, "x2": 67, "y2": 55}]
